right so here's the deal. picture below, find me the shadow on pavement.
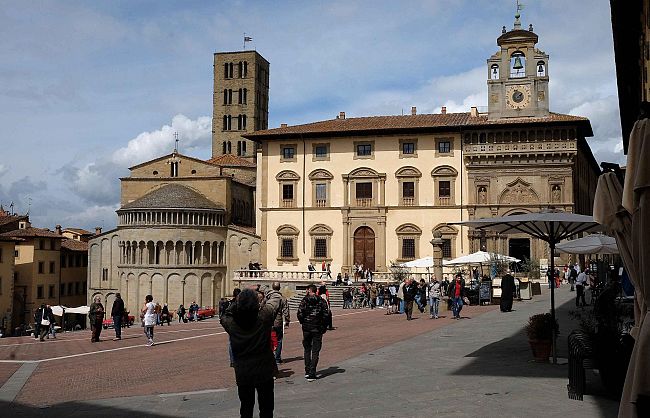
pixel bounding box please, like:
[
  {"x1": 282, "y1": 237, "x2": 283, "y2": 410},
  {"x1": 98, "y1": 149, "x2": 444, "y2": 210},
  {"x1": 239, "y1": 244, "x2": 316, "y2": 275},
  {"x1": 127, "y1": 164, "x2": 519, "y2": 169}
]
[
  {"x1": 450, "y1": 296, "x2": 619, "y2": 417},
  {"x1": 318, "y1": 366, "x2": 345, "y2": 379},
  {"x1": 0, "y1": 400, "x2": 172, "y2": 417}
]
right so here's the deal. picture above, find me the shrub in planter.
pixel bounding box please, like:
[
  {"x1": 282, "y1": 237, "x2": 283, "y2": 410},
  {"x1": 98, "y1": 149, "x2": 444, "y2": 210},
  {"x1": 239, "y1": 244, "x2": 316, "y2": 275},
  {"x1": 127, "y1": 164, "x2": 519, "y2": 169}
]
[{"x1": 525, "y1": 313, "x2": 559, "y2": 362}]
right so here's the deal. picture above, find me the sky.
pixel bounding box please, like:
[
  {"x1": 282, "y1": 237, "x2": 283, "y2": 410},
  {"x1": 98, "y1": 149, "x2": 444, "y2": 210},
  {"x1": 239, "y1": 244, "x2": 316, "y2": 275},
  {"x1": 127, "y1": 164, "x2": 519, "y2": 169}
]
[{"x1": 0, "y1": 0, "x2": 623, "y2": 231}]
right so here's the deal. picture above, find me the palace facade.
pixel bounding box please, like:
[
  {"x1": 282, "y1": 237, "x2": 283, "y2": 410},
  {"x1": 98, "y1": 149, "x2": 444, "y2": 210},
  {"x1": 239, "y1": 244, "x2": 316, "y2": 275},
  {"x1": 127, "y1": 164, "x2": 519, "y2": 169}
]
[{"x1": 246, "y1": 15, "x2": 601, "y2": 274}]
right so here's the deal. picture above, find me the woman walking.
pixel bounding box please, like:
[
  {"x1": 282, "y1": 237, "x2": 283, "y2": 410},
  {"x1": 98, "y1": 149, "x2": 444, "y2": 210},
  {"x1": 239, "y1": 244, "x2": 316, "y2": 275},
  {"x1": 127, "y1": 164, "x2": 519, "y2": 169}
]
[{"x1": 141, "y1": 295, "x2": 157, "y2": 346}]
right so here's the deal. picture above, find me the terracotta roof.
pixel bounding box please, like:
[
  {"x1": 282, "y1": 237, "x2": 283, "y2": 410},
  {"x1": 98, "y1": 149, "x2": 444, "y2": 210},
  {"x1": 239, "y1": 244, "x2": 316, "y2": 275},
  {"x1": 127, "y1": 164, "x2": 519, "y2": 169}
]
[
  {"x1": 120, "y1": 184, "x2": 224, "y2": 210},
  {"x1": 61, "y1": 239, "x2": 88, "y2": 252},
  {"x1": 0, "y1": 215, "x2": 27, "y2": 228},
  {"x1": 228, "y1": 224, "x2": 258, "y2": 236},
  {"x1": 206, "y1": 154, "x2": 256, "y2": 168},
  {"x1": 244, "y1": 112, "x2": 592, "y2": 139},
  {"x1": 0, "y1": 227, "x2": 64, "y2": 239},
  {"x1": 64, "y1": 228, "x2": 93, "y2": 235}
]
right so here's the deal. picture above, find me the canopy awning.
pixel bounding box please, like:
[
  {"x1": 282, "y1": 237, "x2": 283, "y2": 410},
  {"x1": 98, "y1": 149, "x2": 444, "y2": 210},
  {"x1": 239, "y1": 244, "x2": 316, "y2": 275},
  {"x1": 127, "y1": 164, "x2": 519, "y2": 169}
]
[
  {"x1": 556, "y1": 234, "x2": 619, "y2": 255},
  {"x1": 443, "y1": 251, "x2": 520, "y2": 266}
]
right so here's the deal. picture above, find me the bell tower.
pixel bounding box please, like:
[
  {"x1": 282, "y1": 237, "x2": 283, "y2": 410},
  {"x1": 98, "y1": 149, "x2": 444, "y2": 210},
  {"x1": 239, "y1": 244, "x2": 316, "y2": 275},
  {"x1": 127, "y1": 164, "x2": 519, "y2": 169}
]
[{"x1": 487, "y1": 10, "x2": 550, "y2": 120}]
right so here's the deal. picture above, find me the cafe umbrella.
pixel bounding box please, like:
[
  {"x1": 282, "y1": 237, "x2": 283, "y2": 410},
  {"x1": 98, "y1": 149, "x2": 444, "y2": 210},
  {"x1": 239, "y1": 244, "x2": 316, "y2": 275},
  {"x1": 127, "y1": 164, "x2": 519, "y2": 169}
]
[{"x1": 452, "y1": 211, "x2": 601, "y2": 364}]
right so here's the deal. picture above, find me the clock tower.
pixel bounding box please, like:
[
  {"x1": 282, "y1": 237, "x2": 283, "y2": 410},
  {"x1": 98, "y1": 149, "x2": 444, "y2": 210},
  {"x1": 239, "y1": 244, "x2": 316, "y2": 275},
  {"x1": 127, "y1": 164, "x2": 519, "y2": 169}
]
[{"x1": 487, "y1": 11, "x2": 550, "y2": 120}]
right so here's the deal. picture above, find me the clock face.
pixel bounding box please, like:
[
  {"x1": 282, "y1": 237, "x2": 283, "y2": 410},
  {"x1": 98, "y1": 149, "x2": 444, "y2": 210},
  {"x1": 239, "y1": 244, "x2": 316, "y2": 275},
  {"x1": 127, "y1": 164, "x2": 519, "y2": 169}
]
[{"x1": 506, "y1": 85, "x2": 531, "y2": 109}]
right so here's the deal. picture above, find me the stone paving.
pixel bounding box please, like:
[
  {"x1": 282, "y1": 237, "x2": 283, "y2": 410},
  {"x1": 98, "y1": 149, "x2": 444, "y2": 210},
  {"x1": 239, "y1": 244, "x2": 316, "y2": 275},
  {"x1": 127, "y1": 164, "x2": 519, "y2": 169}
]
[{"x1": 0, "y1": 287, "x2": 620, "y2": 417}]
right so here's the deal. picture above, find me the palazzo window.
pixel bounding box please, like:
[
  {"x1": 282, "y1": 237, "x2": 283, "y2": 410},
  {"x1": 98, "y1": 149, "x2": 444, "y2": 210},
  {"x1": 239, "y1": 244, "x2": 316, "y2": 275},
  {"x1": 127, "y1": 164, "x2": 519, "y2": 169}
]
[
  {"x1": 433, "y1": 223, "x2": 459, "y2": 259},
  {"x1": 277, "y1": 170, "x2": 300, "y2": 208},
  {"x1": 431, "y1": 166, "x2": 458, "y2": 206},
  {"x1": 277, "y1": 225, "x2": 300, "y2": 264},
  {"x1": 353, "y1": 140, "x2": 375, "y2": 159},
  {"x1": 355, "y1": 182, "x2": 373, "y2": 207},
  {"x1": 435, "y1": 138, "x2": 454, "y2": 156},
  {"x1": 309, "y1": 224, "x2": 333, "y2": 262},
  {"x1": 313, "y1": 143, "x2": 329, "y2": 161},
  {"x1": 282, "y1": 184, "x2": 294, "y2": 207},
  {"x1": 309, "y1": 169, "x2": 333, "y2": 208},
  {"x1": 280, "y1": 144, "x2": 297, "y2": 162},
  {"x1": 396, "y1": 223, "x2": 422, "y2": 261},
  {"x1": 396, "y1": 166, "x2": 422, "y2": 206}
]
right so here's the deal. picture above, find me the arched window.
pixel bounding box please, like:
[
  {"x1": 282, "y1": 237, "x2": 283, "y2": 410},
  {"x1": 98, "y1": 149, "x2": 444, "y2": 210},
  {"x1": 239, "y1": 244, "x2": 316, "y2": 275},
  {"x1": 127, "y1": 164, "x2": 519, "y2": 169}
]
[
  {"x1": 432, "y1": 224, "x2": 459, "y2": 259},
  {"x1": 490, "y1": 64, "x2": 499, "y2": 80},
  {"x1": 242, "y1": 140, "x2": 246, "y2": 155},
  {"x1": 309, "y1": 224, "x2": 333, "y2": 261},
  {"x1": 238, "y1": 61, "x2": 243, "y2": 78},
  {"x1": 227, "y1": 141, "x2": 232, "y2": 154},
  {"x1": 537, "y1": 60, "x2": 546, "y2": 77},
  {"x1": 223, "y1": 63, "x2": 229, "y2": 79},
  {"x1": 228, "y1": 62, "x2": 234, "y2": 78},
  {"x1": 242, "y1": 88, "x2": 247, "y2": 104},
  {"x1": 237, "y1": 115, "x2": 243, "y2": 130},
  {"x1": 396, "y1": 166, "x2": 422, "y2": 206},
  {"x1": 243, "y1": 61, "x2": 248, "y2": 77},
  {"x1": 510, "y1": 51, "x2": 526, "y2": 78},
  {"x1": 276, "y1": 225, "x2": 299, "y2": 264},
  {"x1": 242, "y1": 114, "x2": 247, "y2": 130},
  {"x1": 222, "y1": 142, "x2": 227, "y2": 154},
  {"x1": 238, "y1": 88, "x2": 243, "y2": 104},
  {"x1": 396, "y1": 224, "x2": 422, "y2": 261},
  {"x1": 431, "y1": 166, "x2": 458, "y2": 206},
  {"x1": 223, "y1": 89, "x2": 228, "y2": 105},
  {"x1": 237, "y1": 141, "x2": 242, "y2": 156}
]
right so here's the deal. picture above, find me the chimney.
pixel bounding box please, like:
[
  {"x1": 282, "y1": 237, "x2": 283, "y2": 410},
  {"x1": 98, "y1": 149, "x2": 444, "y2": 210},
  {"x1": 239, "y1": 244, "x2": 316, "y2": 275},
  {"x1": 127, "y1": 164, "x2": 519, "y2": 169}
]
[
  {"x1": 441, "y1": 106, "x2": 447, "y2": 114},
  {"x1": 55, "y1": 225, "x2": 62, "y2": 235},
  {"x1": 470, "y1": 106, "x2": 479, "y2": 117},
  {"x1": 280, "y1": 123, "x2": 288, "y2": 128},
  {"x1": 95, "y1": 227, "x2": 102, "y2": 235},
  {"x1": 411, "y1": 106, "x2": 417, "y2": 116},
  {"x1": 339, "y1": 111, "x2": 346, "y2": 120}
]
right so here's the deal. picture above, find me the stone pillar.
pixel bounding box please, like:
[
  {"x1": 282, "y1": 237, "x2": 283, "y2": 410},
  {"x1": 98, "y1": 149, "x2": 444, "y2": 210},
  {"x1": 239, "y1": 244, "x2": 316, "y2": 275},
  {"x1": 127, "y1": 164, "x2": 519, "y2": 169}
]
[
  {"x1": 211, "y1": 278, "x2": 215, "y2": 308},
  {"x1": 343, "y1": 177, "x2": 349, "y2": 206},
  {"x1": 430, "y1": 231, "x2": 444, "y2": 281},
  {"x1": 379, "y1": 176, "x2": 386, "y2": 206}
]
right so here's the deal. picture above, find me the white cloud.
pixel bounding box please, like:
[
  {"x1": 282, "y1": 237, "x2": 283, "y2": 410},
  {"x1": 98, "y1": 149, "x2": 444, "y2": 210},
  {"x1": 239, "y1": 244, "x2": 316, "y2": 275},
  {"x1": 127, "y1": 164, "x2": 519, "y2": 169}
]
[
  {"x1": 111, "y1": 114, "x2": 211, "y2": 167},
  {"x1": 0, "y1": 164, "x2": 7, "y2": 178}
]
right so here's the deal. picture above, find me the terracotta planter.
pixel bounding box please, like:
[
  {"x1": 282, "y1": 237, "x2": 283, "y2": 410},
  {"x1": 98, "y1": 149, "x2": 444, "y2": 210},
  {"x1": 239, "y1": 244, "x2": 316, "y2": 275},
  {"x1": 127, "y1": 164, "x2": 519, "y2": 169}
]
[{"x1": 529, "y1": 339, "x2": 552, "y2": 363}]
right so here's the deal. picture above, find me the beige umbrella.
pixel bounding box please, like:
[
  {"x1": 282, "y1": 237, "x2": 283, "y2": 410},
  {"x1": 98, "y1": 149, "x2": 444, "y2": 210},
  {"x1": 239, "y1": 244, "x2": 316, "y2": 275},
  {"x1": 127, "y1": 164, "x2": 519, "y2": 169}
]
[{"x1": 615, "y1": 119, "x2": 650, "y2": 417}]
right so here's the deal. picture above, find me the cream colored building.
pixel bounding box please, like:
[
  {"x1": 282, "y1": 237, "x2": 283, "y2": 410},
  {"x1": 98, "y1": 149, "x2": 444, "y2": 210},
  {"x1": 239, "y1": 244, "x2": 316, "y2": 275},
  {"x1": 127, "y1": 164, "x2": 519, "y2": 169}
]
[
  {"x1": 87, "y1": 151, "x2": 260, "y2": 316},
  {"x1": 247, "y1": 16, "x2": 601, "y2": 275},
  {"x1": 0, "y1": 237, "x2": 17, "y2": 333}
]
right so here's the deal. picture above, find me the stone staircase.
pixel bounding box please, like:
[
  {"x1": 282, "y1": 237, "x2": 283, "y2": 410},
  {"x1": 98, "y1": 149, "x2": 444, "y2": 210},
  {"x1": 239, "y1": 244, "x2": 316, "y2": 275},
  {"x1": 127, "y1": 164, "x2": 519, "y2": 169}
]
[{"x1": 287, "y1": 285, "x2": 346, "y2": 310}]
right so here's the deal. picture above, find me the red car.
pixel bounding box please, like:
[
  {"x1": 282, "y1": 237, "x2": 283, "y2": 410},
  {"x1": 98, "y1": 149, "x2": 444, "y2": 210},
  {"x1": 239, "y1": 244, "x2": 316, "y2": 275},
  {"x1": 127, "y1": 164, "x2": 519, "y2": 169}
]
[
  {"x1": 102, "y1": 315, "x2": 135, "y2": 329},
  {"x1": 195, "y1": 307, "x2": 216, "y2": 320}
]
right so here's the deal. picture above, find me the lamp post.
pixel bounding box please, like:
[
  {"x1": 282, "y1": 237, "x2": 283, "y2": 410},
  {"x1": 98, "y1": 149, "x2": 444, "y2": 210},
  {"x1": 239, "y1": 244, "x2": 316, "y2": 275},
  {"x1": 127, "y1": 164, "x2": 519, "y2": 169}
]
[{"x1": 430, "y1": 231, "x2": 444, "y2": 281}]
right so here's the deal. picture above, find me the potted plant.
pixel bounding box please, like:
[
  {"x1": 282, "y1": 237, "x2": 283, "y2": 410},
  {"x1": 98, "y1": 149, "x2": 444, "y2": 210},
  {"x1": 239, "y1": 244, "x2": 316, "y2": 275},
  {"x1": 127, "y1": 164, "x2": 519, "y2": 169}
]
[{"x1": 525, "y1": 313, "x2": 559, "y2": 362}]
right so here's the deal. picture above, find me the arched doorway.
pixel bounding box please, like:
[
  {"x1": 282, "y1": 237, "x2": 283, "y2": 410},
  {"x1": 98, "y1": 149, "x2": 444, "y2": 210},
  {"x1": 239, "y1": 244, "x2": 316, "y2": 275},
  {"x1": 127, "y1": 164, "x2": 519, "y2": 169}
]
[
  {"x1": 354, "y1": 226, "x2": 375, "y2": 271},
  {"x1": 509, "y1": 238, "x2": 530, "y2": 270}
]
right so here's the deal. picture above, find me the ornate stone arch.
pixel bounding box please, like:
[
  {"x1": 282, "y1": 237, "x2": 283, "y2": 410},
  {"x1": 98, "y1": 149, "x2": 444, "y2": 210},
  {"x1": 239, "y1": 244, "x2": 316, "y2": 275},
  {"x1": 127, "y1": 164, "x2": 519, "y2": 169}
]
[
  {"x1": 432, "y1": 223, "x2": 459, "y2": 259},
  {"x1": 309, "y1": 224, "x2": 334, "y2": 262},
  {"x1": 431, "y1": 166, "x2": 458, "y2": 206},
  {"x1": 498, "y1": 178, "x2": 540, "y2": 205},
  {"x1": 309, "y1": 169, "x2": 334, "y2": 207},
  {"x1": 276, "y1": 170, "x2": 300, "y2": 181},
  {"x1": 395, "y1": 166, "x2": 422, "y2": 178},
  {"x1": 348, "y1": 167, "x2": 380, "y2": 178},
  {"x1": 396, "y1": 223, "x2": 422, "y2": 261}
]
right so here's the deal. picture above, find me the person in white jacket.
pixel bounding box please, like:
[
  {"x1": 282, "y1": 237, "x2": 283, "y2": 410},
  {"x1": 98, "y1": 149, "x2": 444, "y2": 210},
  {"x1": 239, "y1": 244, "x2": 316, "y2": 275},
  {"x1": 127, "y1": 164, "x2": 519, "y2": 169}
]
[{"x1": 428, "y1": 278, "x2": 442, "y2": 319}]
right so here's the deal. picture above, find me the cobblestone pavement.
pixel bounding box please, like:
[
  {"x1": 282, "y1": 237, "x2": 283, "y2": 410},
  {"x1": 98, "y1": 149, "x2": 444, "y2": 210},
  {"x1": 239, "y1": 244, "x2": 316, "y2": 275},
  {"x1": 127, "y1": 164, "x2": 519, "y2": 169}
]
[
  {"x1": 0, "y1": 288, "x2": 620, "y2": 417},
  {"x1": 0, "y1": 301, "x2": 496, "y2": 407}
]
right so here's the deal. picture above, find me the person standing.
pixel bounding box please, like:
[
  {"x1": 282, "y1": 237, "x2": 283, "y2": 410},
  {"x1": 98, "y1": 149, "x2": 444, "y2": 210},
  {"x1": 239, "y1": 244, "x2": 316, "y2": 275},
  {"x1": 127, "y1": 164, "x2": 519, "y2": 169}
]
[
  {"x1": 397, "y1": 280, "x2": 405, "y2": 314},
  {"x1": 568, "y1": 264, "x2": 578, "y2": 291},
  {"x1": 369, "y1": 283, "x2": 378, "y2": 309},
  {"x1": 221, "y1": 288, "x2": 281, "y2": 418},
  {"x1": 142, "y1": 295, "x2": 157, "y2": 346},
  {"x1": 177, "y1": 304, "x2": 186, "y2": 323},
  {"x1": 266, "y1": 282, "x2": 290, "y2": 364},
  {"x1": 45, "y1": 305, "x2": 56, "y2": 339},
  {"x1": 161, "y1": 304, "x2": 171, "y2": 326},
  {"x1": 428, "y1": 278, "x2": 441, "y2": 319},
  {"x1": 89, "y1": 296, "x2": 105, "y2": 342},
  {"x1": 575, "y1": 269, "x2": 588, "y2": 307},
  {"x1": 297, "y1": 284, "x2": 330, "y2": 381},
  {"x1": 35, "y1": 305, "x2": 51, "y2": 341},
  {"x1": 403, "y1": 279, "x2": 418, "y2": 320},
  {"x1": 111, "y1": 293, "x2": 125, "y2": 340},
  {"x1": 448, "y1": 274, "x2": 466, "y2": 319},
  {"x1": 500, "y1": 271, "x2": 516, "y2": 312}
]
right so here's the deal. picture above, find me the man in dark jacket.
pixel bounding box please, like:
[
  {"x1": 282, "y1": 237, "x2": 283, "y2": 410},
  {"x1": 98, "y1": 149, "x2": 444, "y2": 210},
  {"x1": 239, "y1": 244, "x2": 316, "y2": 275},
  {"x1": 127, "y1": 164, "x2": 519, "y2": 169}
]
[
  {"x1": 500, "y1": 272, "x2": 516, "y2": 312},
  {"x1": 297, "y1": 284, "x2": 329, "y2": 381},
  {"x1": 111, "y1": 293, "x2": 125, "y2": 340},
  {"x1": 448, "y1": 274, "x2": 466, "y2": 319},
  {"x1": 221, "y1": 288, "x2": 280, "y2": 418},
  {"x1": 403, "y1": 279, "x2": 419, "y2": 320}
]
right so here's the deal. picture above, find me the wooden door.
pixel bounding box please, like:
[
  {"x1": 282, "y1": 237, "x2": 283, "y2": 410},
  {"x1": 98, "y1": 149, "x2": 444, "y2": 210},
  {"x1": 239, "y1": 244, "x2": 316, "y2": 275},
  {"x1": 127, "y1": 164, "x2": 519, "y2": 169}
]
[{"x1": 353, "y1": 226, "x2": 375, "y2": 271}]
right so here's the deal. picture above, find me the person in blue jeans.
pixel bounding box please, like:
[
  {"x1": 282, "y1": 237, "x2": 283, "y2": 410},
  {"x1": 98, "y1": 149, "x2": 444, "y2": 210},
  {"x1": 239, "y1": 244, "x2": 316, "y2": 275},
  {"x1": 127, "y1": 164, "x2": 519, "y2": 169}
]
[
  {"x1": 428, "y1": 278, "x2": 441, "y2": 319},
  {"x1": 448, "y1": 274, "x2": 466, "y2": 319}
]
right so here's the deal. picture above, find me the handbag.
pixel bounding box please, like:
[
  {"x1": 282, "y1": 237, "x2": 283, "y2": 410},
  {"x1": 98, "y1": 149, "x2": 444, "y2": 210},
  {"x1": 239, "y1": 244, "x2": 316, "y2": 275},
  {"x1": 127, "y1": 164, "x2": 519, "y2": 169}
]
[{"x1": 41, "y1": 309, "x2": 50, "y2": 326}]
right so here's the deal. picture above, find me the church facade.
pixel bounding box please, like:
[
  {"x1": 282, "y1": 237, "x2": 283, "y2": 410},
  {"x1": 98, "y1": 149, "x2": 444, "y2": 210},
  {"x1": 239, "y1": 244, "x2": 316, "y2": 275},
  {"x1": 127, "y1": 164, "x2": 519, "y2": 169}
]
[
  {"x1": 247, "y1": 15, "x2": 601, "y2": 275},
  {"x1": 87, "y1": 152, "x2": 260, "y2": 315}
]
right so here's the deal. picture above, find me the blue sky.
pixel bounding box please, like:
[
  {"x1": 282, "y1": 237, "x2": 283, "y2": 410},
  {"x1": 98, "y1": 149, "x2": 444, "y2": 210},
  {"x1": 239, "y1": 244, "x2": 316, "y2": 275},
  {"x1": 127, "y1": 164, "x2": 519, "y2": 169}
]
[{"x1": 0, "y1": 0, "x2": 621, "y2": 231}]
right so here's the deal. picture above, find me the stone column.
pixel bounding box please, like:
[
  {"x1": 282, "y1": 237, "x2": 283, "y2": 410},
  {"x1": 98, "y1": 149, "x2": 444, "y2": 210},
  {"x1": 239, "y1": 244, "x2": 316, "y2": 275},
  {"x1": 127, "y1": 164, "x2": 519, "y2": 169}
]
[
  {"x1": 211, "y1": 278, "x2": 215, "y2": 308},
  {"x1": 430, "y1": 231, "x2": 444, "y2": 281}
]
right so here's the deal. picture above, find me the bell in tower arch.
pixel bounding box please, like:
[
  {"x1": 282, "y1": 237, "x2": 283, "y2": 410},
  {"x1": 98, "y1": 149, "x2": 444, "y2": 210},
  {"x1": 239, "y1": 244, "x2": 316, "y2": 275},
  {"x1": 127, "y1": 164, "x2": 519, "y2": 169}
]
[{"x1": 513, "y1": 56, "x2": 524, "y2": 70}]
